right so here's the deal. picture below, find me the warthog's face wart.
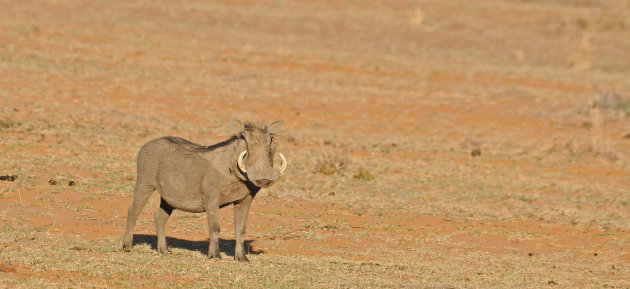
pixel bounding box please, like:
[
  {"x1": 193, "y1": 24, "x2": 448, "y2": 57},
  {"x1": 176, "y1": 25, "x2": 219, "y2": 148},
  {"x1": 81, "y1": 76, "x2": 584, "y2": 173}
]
[{"x1": 234, "y1": 119, "x2": 286, "y2": 188}]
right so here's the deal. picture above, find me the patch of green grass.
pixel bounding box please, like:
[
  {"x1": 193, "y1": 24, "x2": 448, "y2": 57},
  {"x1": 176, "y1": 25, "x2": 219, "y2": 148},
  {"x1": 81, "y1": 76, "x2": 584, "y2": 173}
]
[
  {"x1": 314, "y1": 153, "x2": 347, "y2": 176},
  {"x1": 594, "y1": 92, "x2": 630, "y2": 115},
  {"x1": 75, "y1": 206, "x2": 94, "y2": 212},
  {"x1": 353, "y1": 168, "x2": 374, "y2": 181}
]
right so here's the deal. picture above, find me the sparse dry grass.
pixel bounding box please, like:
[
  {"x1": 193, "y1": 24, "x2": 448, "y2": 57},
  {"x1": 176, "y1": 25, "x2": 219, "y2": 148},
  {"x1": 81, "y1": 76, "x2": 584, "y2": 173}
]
[
  {"x1": 1, "y1": 223, "x2": 628, "y2": 289},
  {"x1": 315, "y1": 152, "x2": 349, "y2": 176},
  {"x1": 1, "y1": 0, "x2": 630, "y2": 288},
  {"x1": 2, "y1": 225, "x2": 431, "y2": 288}
]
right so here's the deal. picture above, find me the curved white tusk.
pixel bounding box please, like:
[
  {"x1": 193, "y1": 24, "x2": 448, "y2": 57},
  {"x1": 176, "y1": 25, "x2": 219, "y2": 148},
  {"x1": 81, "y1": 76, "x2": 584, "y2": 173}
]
[
  {"x1": 237, "y1": 150, "x2": 247, "y2": 173},
  {"x1": 278, "y1": 153, "x2": 287, "y2": 175}
]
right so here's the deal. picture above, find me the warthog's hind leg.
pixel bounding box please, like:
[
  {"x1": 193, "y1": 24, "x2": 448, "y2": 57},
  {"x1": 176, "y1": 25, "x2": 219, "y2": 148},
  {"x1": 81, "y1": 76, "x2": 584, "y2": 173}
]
[
  {"x1": 155, "y1": 197, "x2": 173, "y2": 254},
  {"x1": 123, "y1": 181, "x2": 155, "y2": 251}
]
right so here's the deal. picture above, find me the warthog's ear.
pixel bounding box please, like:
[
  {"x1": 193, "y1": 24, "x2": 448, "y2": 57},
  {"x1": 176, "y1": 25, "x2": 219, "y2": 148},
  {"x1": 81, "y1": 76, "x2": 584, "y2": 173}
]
[
  {"x1": 267, "y1": 120, "x2": 283, "y2": 136},
  {"x1": 230, "y1": 118, "x2": 244, "y2": 136}
]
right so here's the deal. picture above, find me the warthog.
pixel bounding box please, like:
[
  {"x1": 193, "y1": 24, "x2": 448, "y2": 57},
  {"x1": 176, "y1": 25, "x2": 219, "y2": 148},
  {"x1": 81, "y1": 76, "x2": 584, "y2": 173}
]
[{"x1": 122, "y1": 119, "x2": 286, "y2": 261}]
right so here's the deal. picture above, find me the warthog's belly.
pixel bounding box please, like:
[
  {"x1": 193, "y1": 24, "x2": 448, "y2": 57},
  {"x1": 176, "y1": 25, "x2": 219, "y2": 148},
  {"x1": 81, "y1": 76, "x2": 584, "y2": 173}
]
[
  {"x1": 156, "y1": 164, "x2": 207, "y2": 213},
  {"x1": 161, "y1": 195, "x2": 206, "y2": 213},
  {"x1": 156, "y1": 181, "x2": 206, "y2": 212}
]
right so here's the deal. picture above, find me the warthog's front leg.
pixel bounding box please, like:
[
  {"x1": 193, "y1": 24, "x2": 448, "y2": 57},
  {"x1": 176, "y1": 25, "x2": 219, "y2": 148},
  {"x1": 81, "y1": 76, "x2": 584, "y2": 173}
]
[
  {"x1": 234, "y1": 195, "x2": 254, "y2": 262},
  {"x1": 205, "y1": 203, "x2": 221, "y2": 259}
]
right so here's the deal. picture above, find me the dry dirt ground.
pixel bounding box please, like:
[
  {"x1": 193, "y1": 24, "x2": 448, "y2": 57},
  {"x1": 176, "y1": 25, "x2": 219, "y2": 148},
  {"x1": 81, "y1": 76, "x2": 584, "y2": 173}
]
[{"x1": 1, "y1": 0, "x2": 630, "y2": 288}]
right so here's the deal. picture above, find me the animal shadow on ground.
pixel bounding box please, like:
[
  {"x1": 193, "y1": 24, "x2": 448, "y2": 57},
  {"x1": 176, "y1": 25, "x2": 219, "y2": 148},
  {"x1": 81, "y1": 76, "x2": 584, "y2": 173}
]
[{"x1": 132, "y1": 234, "x2": 264, "y2": 257}]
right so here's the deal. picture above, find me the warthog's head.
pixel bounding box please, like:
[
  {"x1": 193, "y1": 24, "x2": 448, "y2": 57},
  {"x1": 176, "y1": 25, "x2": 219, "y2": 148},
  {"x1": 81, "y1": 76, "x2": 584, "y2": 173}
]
[{"x1": 232, "y1": 119, "x2": 286, "y2": 188}]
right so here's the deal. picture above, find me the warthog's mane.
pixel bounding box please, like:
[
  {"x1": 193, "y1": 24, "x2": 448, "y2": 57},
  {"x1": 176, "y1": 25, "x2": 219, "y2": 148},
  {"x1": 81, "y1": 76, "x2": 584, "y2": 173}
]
[
  {"x1": 161, "y1": 136, "x2": 233, "y2": 153},
  {"x1": 164, "y1": 122, "x2": 272, "y2": 154},
  {"x1": 241, "y1": 122, "x2": 273, "y2": 135}
]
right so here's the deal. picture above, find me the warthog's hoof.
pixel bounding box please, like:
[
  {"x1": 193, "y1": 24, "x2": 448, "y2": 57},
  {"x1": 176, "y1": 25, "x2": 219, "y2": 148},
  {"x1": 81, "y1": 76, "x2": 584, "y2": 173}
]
[
  {"x1": 158, "y1": 247, "x2": 172, "y2": 254},
  {"x1": 208, "y1": 253, "x2": 223, "y2": 260},
  {"x1": 235, "y1": 255, "x2": 249, "y2": 262},
  {"x1": 122, "y1": 239, "x2": 133, "y2": 252}
]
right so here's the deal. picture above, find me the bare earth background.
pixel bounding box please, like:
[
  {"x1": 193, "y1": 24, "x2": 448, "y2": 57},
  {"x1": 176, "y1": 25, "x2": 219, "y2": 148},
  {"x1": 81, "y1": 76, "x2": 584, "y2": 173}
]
[{"x1": 1, "y1": 0, "x2": 629, "y2": 288}]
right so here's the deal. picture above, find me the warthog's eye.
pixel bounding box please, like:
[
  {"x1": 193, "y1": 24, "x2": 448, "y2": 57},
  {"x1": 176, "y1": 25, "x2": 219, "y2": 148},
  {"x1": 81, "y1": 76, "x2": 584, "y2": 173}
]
[{"x1": 269, "y1": 137, "x2": 276, "y2": 153}]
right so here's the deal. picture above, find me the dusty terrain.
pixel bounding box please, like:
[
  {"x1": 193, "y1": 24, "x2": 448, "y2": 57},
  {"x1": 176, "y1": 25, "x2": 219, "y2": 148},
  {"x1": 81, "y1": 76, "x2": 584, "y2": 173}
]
[{"x1": 1, "y1": 0, "x2": 629, "y2": 288}]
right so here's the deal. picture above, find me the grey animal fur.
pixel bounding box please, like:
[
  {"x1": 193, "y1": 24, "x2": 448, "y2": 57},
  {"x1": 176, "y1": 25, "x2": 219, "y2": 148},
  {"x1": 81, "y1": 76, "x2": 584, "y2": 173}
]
[{"x1": 122, "y1": 119, "x2": 284, "y2": 261}]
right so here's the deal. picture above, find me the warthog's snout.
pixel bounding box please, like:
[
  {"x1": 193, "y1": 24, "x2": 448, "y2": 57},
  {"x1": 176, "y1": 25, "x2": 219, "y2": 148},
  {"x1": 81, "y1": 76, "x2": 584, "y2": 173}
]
[
  {"x1": 254, "y1": 178, "x2": 273, "y2": 187},
  {"x1": 237, "y1": 150, "x2": 286, "y2": 188},
  {"x1": 250, "y1": 168, "x2": 280, "y2": 188}
]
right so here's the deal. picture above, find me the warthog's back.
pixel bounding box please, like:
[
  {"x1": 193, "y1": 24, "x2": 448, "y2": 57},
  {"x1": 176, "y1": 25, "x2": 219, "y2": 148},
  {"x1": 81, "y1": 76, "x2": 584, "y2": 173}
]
[{"x1": 137, "y1": 137, "x2": 206, "y2": 167}]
